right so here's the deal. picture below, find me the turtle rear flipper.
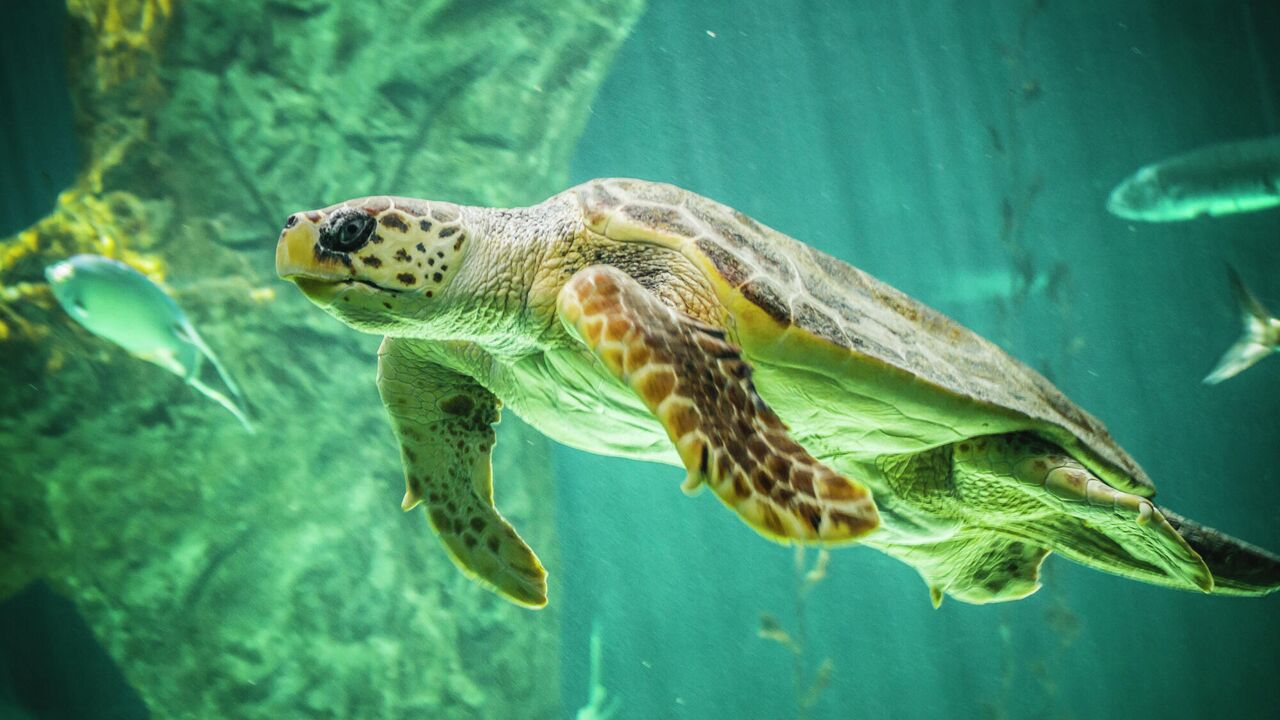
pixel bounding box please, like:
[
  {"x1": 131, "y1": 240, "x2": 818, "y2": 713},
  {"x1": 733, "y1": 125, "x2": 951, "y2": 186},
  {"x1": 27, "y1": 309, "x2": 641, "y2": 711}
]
[
  {"x1": 955, "y1": 435, "x2": 1214, "y2": 593},
  {"x1": 557, "y1": 265, "x2": 879, "y2": 544},
  {"x1": 378, "y1": 337, "x2": 547, "y2": 608},
  {"x1": 880, "y1": 530, "x2": 1050, "y2": 607},
  {"x1": 1160, "y1": 508, "x2": 1280, "y2": 596}
]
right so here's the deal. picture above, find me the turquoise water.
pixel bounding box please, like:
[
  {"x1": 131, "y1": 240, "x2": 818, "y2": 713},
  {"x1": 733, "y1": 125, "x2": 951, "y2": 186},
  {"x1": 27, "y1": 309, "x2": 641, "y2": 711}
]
[
  {"x1": 563, "y1": 3, "x2": 1280, "y2": 718},
  {"x1": 3, "y1": 1, "x2": 1278, "y2": 719}
]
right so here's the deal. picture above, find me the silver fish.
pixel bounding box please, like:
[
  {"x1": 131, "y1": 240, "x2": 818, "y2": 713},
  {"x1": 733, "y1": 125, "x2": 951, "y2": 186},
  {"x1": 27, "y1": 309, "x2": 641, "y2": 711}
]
[
  {"x1": 45, "y1": 254, "x2": 253, "y2": 431},
  {"x1": 1107, "y1": 136, "x2": 1280, "y2": 222},
  {"x1": 1204, "y1": 266, "x2": 1279, "y2": 385}
]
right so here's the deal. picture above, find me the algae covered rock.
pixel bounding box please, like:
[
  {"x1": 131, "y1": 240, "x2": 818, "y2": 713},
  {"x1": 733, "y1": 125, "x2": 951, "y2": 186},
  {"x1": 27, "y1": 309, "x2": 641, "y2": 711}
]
[{"x1": 0, "y1": 0, "x2": 645, "y2": 717}]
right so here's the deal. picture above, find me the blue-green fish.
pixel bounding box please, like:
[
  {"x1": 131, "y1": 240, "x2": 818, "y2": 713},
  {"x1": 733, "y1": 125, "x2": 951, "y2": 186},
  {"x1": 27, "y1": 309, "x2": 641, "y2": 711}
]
[
  {"x1": 45, "y1": 254, "x2": 253, "y2": 431},
  {"x1": 1107, "y1": 136, "x2": 1280, "y2": 221},
  {"x1": 1204, "y1": 267, "x2": 1280, "y2": 385}
]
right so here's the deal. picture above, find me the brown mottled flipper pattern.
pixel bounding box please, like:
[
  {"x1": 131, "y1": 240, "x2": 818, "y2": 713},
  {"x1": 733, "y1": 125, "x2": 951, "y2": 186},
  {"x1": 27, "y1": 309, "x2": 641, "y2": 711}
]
[
  {"x1": 377, "y1": 337, "x2": 547, "y2": 608},
  {"x1": 558, "y1": 265, "x2": 880, "y2": 544}
]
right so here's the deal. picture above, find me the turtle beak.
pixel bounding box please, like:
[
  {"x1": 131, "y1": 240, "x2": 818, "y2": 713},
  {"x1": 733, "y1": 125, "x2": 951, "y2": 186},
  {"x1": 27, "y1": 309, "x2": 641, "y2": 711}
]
[
  {"x1": 276, "y1": 215, "x2": 348, "y2": 304},
  {"x1": 275, "y1": 216, "x2": 322, "y2": 279}
]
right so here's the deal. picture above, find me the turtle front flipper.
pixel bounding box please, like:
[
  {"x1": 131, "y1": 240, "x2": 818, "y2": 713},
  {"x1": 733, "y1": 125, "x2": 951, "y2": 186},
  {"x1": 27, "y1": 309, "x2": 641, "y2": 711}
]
[
  {"x1": 377, "y1": 337, "x2": 547, "y2": 608},
  {"x1": 557, "y1": 265, "x2": 880, "y2": 543}
]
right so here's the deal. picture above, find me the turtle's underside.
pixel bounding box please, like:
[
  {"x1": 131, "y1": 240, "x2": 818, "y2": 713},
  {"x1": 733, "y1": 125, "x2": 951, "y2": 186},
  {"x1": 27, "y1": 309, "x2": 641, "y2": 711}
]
[{"x1": 275, "y1": 177, "x2": 1280, "y2": 608}]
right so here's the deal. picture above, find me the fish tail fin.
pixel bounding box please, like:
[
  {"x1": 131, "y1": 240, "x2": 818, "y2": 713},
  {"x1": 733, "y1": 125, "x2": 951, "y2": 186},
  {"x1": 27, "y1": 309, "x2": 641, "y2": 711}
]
[
  {"x1": 1204, "y1": 266, "x2": 1277, "y2": 385},
  {"x1": 192, "y1": 327, "x2": 248, "y2": 403},
  {"x1": 175, "y1": 321, "x2": 254, "y2": 432},
  {"x1": 189, "y1": 376, "x2": 256, "y2": 434}
]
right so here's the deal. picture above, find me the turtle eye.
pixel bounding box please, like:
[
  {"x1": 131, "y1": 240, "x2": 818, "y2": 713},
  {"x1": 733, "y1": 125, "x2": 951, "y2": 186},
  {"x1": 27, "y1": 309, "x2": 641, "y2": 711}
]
[{"x1": 319, "y1": 210, "x2": 375, "y2": 252}]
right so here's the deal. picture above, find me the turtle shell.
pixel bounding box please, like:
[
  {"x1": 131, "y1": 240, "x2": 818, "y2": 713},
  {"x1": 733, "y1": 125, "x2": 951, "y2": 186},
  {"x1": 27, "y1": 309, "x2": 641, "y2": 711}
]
[{"x1": 572, "y1": 177, "x2": 1154, "y2": 496}]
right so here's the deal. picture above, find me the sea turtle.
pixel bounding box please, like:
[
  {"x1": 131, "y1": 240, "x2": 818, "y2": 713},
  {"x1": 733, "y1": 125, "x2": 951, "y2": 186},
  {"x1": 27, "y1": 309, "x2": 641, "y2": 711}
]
[{"x1": 275, "y1": 178, "x2": 1280, "y2": 608}]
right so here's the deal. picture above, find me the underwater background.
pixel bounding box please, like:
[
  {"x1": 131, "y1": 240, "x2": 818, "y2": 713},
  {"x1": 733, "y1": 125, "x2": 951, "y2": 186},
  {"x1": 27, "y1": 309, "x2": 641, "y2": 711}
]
[{"x1": 2, "y1": 1, "x2": 1278, "y2": 718}]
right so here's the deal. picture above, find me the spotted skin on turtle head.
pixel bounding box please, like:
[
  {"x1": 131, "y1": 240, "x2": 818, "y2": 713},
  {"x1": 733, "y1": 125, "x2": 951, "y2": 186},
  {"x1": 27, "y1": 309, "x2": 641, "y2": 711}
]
[{"x1": 277, "y1": 196, "x2": 468, "y2": 298}]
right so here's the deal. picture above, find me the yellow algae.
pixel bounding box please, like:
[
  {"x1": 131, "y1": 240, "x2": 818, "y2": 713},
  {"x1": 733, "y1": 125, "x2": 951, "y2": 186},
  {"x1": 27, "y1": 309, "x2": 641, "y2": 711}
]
[
  {"x1": 0, "y1": 184, "x2": 166, "y2": 341},
  {"x1": 66, "y1": 0, "x2": 171, "y2": 92},
  {"x1": 0, "y1": 0, "x2": 177, "y2": 343},
  {"x1": 46, "y1": 346, "x2": 66, "y2": 373},
  {"x1": 249, "y1": 287, "x2": 277, "y2": 303}
]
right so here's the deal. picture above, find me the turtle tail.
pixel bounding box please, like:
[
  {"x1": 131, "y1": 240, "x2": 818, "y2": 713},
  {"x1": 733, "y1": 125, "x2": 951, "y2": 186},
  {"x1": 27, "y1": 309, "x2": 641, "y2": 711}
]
[{"x1": 1160, "y1": 507, "x2": 1280, "y2": 596}]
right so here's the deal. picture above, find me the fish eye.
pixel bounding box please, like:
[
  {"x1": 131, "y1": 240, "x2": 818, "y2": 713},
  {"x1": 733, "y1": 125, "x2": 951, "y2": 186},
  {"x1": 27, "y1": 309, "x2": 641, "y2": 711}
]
[{"x1": 284, "y1": 214, "x2": 298, "y2": 229}]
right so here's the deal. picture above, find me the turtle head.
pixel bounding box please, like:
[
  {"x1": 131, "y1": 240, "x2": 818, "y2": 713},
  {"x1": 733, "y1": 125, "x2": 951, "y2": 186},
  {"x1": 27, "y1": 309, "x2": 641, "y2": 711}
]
[{"x1": 275, "y1": 196, "x2": 472, "y2": 334}]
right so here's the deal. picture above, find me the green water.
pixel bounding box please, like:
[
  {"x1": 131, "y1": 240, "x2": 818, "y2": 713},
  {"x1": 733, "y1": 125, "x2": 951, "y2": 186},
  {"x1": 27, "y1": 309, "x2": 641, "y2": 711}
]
[{"x1": 2, "y1": 1, "x2": 1278, "y2": 719}]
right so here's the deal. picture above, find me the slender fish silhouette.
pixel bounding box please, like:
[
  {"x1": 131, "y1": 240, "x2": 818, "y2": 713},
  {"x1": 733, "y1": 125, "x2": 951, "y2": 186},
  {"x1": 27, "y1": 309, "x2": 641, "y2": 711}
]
[{"x1": 1107, "y1": 136, "x2": 1280, "y2": 222}]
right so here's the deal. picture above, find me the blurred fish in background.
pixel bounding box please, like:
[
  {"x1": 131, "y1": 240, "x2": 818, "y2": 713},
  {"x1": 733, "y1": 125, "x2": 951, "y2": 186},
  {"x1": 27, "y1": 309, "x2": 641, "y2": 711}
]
[
  {"x1": 44, "y1": 254, "x2": 253, "y2": 431},
  {"x1": 574, "y1": 621, "x2": 620, "y2": 720},
  {"x1": 1107, "y1": 136, "x2": 1280, "y2": 221},
  {"x1": 931, "y1": 259, "x2": 1070, "y2": 309}
]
